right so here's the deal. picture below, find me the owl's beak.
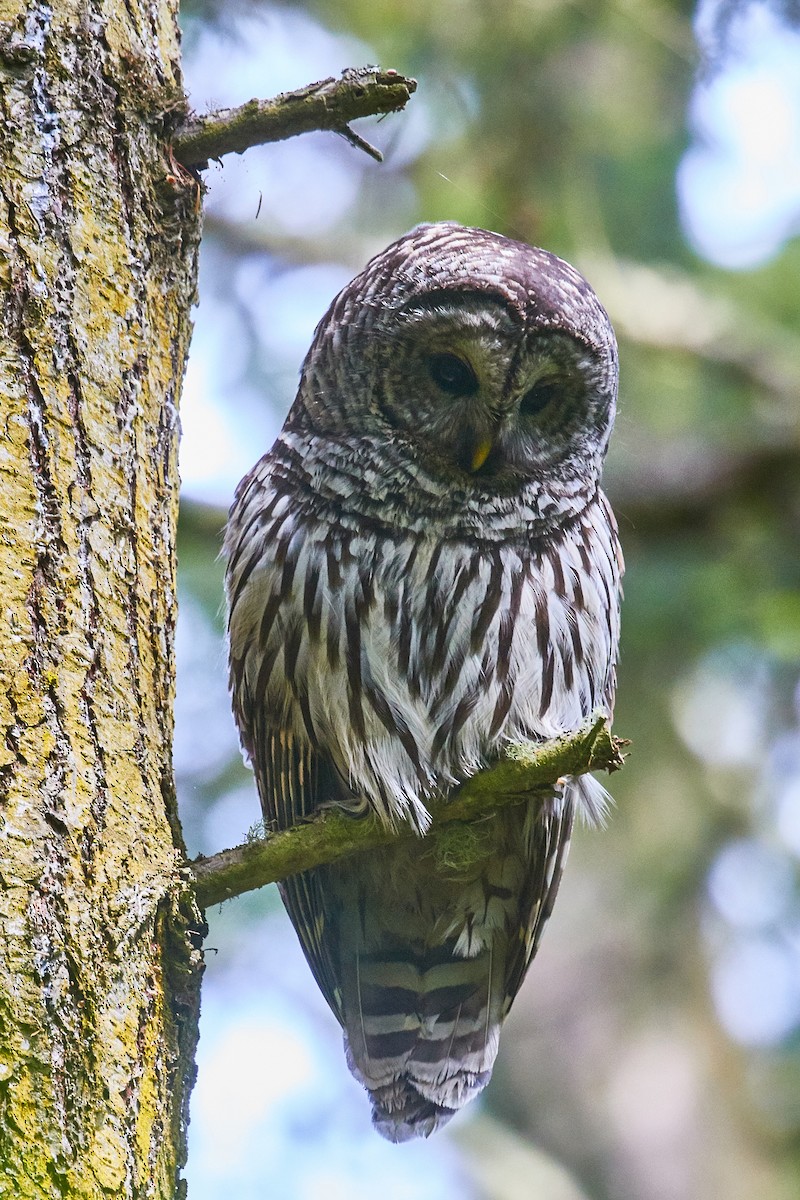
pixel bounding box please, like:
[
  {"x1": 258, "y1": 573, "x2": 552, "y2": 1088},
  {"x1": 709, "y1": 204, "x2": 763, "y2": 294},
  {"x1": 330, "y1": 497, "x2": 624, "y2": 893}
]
[{"x1": 470, "y1": 438, "x2": 493, "y2": 473}]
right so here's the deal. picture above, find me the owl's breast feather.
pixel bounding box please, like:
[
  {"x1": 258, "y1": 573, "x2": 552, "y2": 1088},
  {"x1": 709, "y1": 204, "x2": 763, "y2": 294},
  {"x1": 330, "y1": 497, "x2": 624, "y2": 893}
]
[{"x1": 227, "y1": 472, "x2": 621, "y2": 831}]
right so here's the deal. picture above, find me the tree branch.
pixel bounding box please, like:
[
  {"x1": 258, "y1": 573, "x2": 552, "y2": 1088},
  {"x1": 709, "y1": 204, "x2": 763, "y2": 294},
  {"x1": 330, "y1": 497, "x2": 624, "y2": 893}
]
[
  {"x1": 173, "y1": 67, "x2": 418, "y2": 166},
  {"x1": 190, "y1": 713, "x2": 626, "y2": 910}
]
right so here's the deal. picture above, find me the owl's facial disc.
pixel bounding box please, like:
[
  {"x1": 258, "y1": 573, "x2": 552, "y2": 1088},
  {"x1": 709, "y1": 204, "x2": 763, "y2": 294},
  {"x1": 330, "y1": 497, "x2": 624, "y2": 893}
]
[
  {"x1": 381, "y1": 297, "x2": 517, "y2": 478},
  {"x1": 415, "y1": 332, "x2": 576, "y2": 481},
  {"x1": 358, "y1": 284, "x2": 615, "y2": 488},
  {"x1": 418, "y1": 330, "x2": 607, "y2": 485},
  {"x1": 423, "y1": 350, "x2": 495, "y2": 473}
]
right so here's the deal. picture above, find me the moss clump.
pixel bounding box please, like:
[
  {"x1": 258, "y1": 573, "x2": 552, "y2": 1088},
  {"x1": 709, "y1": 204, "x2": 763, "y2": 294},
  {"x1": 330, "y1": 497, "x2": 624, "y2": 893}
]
[{"x1": 427, "y1": 820, "x2": 496, "y2": 878}]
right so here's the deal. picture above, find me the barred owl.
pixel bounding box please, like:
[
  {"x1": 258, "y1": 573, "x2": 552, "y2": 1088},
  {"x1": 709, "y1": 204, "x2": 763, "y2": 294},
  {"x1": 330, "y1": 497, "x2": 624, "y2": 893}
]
[{"x1": 225, "y1": 222, "x2": 622, "y2": 1141}]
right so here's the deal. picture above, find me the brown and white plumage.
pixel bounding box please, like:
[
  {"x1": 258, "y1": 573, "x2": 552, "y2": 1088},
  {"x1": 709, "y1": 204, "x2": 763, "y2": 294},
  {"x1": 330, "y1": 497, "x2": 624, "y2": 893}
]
[{"x1": 225, "y1": 222, "x2": 623, "y2": 1141}]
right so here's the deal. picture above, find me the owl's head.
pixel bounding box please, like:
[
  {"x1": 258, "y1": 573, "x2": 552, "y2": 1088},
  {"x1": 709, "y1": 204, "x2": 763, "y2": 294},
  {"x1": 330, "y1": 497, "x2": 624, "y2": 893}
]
[{"x1": 294, "y1": 223, "x2": 617, "y2": 495}]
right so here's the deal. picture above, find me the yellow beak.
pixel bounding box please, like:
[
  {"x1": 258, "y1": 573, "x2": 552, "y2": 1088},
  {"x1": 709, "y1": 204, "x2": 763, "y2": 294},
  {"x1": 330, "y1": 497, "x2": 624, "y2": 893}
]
[{"x1": 470, "y1": 438, "x2": 493, "y2": 472}]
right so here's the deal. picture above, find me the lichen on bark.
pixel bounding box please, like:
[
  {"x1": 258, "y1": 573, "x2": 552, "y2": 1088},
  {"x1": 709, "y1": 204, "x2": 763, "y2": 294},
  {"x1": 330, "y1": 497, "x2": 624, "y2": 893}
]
[{"x1": 0, "y1": 1, "x2": 203, "y2": 1195}]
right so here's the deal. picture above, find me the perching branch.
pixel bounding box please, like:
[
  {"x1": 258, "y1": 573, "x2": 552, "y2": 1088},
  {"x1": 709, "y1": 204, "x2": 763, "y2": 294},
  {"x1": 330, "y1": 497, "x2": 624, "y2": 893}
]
[
  {"x1": 190, "y1": 713, "x2": 626, "y2": 910},
  {"x1": 173, "y1": 67, "x2": 418, "y2": 166}
]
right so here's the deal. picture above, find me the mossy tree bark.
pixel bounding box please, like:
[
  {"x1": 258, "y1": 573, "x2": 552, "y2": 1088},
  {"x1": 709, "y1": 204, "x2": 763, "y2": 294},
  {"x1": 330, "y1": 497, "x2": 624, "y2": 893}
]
[{"x1": 0, "y1": 1, "x2": 203, "y2": 1195}]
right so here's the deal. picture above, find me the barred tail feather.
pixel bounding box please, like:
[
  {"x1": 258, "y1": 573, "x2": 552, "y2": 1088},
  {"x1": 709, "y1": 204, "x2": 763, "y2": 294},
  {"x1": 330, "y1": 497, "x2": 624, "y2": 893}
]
[
  {"x1": 279, "y1": 797, "x2": 574, "y2": 1141},
  {"x1": 340, "y1": 943, "x2": 506, "y2": 1142}
]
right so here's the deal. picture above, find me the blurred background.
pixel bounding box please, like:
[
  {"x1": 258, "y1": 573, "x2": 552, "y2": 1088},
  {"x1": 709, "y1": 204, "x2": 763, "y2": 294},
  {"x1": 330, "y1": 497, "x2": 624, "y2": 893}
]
[{"x1": 174, "y1": 1, "x2": 800, "y2": 1196}]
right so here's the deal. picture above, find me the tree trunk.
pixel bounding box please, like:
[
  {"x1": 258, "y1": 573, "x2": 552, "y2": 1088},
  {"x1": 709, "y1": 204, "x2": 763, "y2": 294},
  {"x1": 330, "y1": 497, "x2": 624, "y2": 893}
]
[{"x1": 0, "y1": 2, "x2": 202, "y2": 1195}]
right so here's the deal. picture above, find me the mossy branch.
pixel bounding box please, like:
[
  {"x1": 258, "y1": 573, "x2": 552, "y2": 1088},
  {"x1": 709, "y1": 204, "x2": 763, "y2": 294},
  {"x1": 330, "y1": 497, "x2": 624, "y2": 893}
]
[
  {"x1": 190, "y1": 713, "x2": 627, "y2": 910},
  {"x1": 173, "y1": 66, "x2": 418, "y2": 166}
]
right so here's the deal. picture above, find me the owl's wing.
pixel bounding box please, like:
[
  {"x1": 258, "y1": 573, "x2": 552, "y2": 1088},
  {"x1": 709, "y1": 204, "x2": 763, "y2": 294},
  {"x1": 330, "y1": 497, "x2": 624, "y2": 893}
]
[
  {"x1": 248, "y1": 704, "x2": 347, "y2": 1019},
  {"x1": 501, "y1": 787, "x2": 575, "y2": 1014},
  {"x1": 499, "y1": 494, "x2": 623, "y2": 1009},
  {"x1": 281, "y1": 868, "x2": 344, "y2": 1020}
]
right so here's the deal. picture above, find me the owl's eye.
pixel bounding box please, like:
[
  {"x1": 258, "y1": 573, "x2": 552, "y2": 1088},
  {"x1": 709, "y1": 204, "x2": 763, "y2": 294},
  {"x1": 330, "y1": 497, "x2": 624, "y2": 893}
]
[
  {"x1": 427, "y1": 352, "x2": 479, "y2": 397},
  {"x1": 519, "y1": 379, "x2": 560, "y2": 417}
]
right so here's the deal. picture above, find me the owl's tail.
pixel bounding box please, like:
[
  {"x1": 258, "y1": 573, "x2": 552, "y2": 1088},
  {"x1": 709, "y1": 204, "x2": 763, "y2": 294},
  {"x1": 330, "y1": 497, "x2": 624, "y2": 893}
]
[
  {"x1": 289, "y1": 795, "x2": 573, "y2": 1140},
  {"x1": 340, "y1": 942, "x2": 506, "y2": 1142}
]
